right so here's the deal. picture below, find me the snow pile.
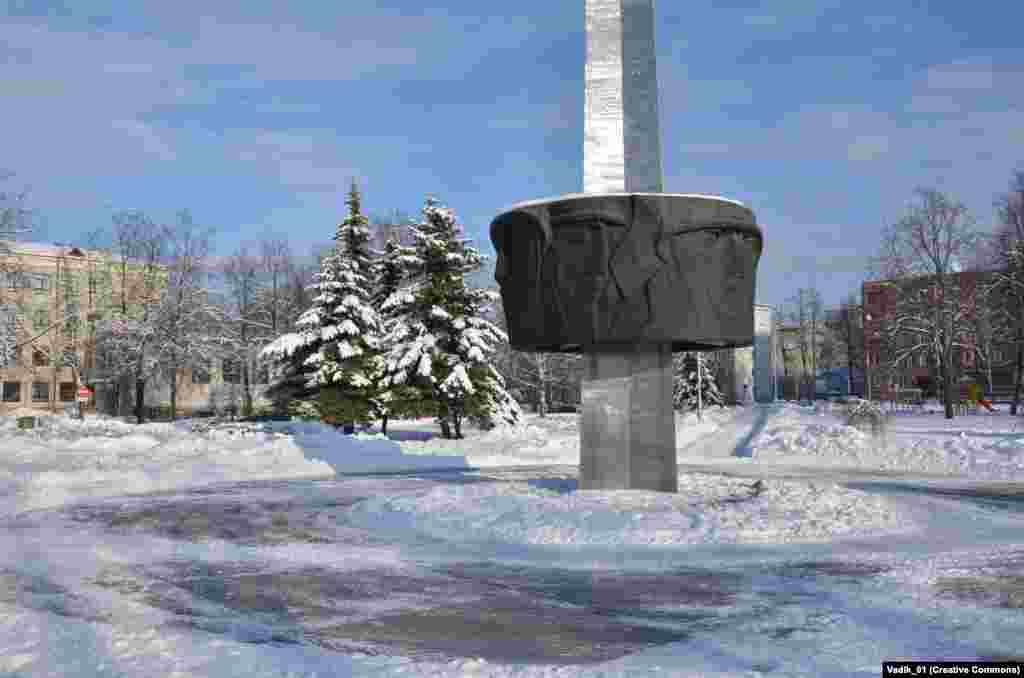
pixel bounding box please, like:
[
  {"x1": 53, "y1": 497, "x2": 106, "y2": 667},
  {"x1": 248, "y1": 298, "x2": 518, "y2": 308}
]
[
  {"x1": 901, "y1": 431, "x2": 1024, "y2": 477},
  {"x1": 0, "y1": 416, "x2": 466, "y2": 514},
  {"x1": 746, "y1": 403, "x2": 1024, "y2": 479},
  {"x1": 2, "y1": 401, "x2": 1023, "y2": 516},
  {"x1": 347, "y1": 477, "x2": 920, "y2": 546},
  {"x1": 753, "y1": 421, "x2": 876, "y2": 463}
]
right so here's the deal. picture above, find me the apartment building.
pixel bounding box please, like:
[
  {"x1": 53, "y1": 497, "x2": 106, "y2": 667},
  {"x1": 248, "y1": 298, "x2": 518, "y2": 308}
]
[
  {"x1": 0, "y1": 241, "x2": 109, "y2": 413},
  {"x1": 862, "y1": 271, "x2": 1017, "y2": 395},
  {"x1": 0, "y1": 241, "x2": 275, "y2": 418}
]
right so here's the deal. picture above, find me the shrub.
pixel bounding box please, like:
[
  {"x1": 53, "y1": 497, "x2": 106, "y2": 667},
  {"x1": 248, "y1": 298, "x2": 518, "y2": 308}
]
[
  {"x1": 287, "y1": 399, "x2": 321, "y2": 422},
  {"x1": 844, "y1": 398, "x2": 887, "y2": 439}
]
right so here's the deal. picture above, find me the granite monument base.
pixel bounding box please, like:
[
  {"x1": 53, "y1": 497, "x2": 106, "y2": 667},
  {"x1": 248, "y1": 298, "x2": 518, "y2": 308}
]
[{"x1": 579, "y1": 342, "x2": 678, "y2": 492}]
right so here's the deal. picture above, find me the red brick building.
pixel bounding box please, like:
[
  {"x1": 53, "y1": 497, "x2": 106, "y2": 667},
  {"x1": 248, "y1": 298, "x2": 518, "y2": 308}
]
[{"x1": 862, "y1": 271, "x2": 1016, "y2": 397}]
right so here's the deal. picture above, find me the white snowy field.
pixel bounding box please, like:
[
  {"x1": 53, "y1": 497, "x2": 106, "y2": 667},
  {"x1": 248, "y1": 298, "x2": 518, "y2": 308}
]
[
  {"x1": 2, "y1": 400, "x2": 1022, "y2": 517},
  {"x1": 1, "y1": 401, "x2": 1023, "y2": 676}
]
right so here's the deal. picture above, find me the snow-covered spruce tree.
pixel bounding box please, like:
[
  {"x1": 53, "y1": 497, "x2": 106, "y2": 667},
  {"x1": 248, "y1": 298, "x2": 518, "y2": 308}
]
[
  {"x1": 314, "y1": 181, "x2": 385, "y2": 431},
  {"x1": 261, "y1": 182, "x2": 381, "y2": 428},
  {"x1": 379, "y1": 196, "x2": 521, "y2": 439},
  {"x1": 673, "y1": 351, "x2": 724, "y2": 412},
  {"x1": 367, "y1": 233, "x2": 429, "y2": 435}
]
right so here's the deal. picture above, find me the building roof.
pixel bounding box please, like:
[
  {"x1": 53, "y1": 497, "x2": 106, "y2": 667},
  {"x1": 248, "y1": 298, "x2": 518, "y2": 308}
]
[{"x1": 0, "y1": 241, "x2": 95, "y2": 258}]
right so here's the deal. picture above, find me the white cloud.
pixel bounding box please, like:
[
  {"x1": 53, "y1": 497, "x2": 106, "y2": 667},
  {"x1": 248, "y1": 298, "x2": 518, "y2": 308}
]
[
  {"x1": 924, "y1": 60, "x2": 996, "y2": 91},
  {"x1": 905, "y1": 94, "x2": 963, "y2": 115},
  {"x1": 847, "y1": 135, "x2": 889, "y2": 162},
  {"x1": 680, "y1": 143, "x2": 732, "y2": 155},
  {"x1": 744, "y1": 15, "x2": 780, "y2": 28},
  {"x1": 830, "y1": 111, "x2": 853, "y2": 130},
  {"x1": 109, "y1": 119, "x2": 177, "y2": 161},
  {"x1": 101, "y1": 62, "x2": 156, "y2": 74}
]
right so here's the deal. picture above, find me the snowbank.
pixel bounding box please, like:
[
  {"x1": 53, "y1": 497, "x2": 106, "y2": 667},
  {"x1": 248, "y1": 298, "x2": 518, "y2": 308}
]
[
  {"x1": 347, "y1": 475, "x2": 920, "y2": 547},
  {"x1": 2, "y1": 401, "x2": 1023, "y2": 517}
]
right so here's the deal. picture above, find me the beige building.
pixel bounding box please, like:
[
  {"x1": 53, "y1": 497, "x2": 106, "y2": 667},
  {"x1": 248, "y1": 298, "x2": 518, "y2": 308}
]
[
  {"x1": 0, "y1": 242, "x2": 108, "y2": 414},
  {"x1": 0, "y1": 241, "x2": 272, "y2": 418}
]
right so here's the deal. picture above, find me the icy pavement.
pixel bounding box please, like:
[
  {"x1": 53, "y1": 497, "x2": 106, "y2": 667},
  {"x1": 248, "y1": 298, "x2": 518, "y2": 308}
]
[{"x1": 0, "y1": 403, "x2": 1023, "y2": 675}]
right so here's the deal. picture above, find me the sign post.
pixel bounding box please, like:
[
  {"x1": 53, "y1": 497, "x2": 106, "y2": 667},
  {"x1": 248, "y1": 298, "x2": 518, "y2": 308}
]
[{"x1": 76, "y1": 385, "x2": 90, "y2": 419}]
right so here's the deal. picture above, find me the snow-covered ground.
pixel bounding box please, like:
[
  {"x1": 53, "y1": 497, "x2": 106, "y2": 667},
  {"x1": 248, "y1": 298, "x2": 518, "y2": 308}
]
[{"x1": 1, "y1": 402, "x2": 1023, "y2": 676}]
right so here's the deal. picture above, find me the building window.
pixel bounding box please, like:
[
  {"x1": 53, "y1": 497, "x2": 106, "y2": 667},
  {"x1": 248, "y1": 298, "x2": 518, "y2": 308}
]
[
  {"x1": 31, "y1": 382, "x2": 49, "y2": 402},
  {"x1": 222, "y1": 359, "x2": 242, "y2": 384},
  {"x1": 59, "y1": 382, "x2": 75, "y2": 402},
  {"x1": 33, "y1": 309, "x2": 49, "y2": 332},
  {"x1": 5, "y1": 272, "x2": 51, "y2": 291},
  {"x1": 32, "y1": 348, "x2": 48, "y2": 367},
  {"x1": 2, "y1": 382, "x2": 20, "y2": 403}
]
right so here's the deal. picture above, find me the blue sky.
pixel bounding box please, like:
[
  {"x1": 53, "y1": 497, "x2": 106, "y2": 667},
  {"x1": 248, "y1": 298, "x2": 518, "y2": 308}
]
[{"x1": 2, "y1": 0, "x2": 1023, "y2": 311}]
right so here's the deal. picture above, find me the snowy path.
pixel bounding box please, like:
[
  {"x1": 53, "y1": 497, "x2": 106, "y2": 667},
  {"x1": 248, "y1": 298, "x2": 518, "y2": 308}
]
[{"x1": 1, "y1": 406, "x2": 1024, "y2": 675}]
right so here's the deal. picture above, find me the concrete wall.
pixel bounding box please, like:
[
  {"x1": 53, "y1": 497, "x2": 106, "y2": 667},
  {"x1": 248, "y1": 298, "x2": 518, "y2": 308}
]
[
  {"x1": 753, "y1": 304, "x2": 775, "y2": 403},
  {"x1": 713, "y1": 305, "x2": 774, "y2": 405}
]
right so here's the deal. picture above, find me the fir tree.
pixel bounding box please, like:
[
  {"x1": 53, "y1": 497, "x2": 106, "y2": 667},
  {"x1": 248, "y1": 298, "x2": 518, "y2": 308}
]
[
  {"x1": 261, "y1": 181, "x2": 381, "y2": 428},
  {"x1": 673, "y1": 351, "x2": 724, "y2": 412},
  {"x1": 379, "y1": 196, "x2": 521, "y2": 439},
  {"x1": 314, "y1": 180, "x2": 384, "y2": 430},
  {"x1": 367, "y1": 233, "x2": 428, "y2": 435}
]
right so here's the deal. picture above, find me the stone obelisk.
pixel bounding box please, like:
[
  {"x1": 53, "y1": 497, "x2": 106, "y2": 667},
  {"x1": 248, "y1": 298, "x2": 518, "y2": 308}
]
[
  {"x1": 579, "y1": 0, "x2": 675, "y2": 492},
  {"x1": 489, "y1": 0, "x2": 761, "y2": 494}
]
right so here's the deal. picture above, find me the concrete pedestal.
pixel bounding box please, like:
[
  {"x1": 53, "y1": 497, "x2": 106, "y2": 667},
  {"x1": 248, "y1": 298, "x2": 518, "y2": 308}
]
[{"x1": 579, "y1": 342, "x2": 678, "y2": 492}]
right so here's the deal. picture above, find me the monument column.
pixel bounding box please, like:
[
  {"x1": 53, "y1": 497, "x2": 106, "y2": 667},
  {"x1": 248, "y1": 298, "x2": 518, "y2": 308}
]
[
  {"x1": 579, "y1": 0, "x2": 675, "y2": 491},
  {"x1": 490, "y1": 0, "x2": 762, "y2": 494}
]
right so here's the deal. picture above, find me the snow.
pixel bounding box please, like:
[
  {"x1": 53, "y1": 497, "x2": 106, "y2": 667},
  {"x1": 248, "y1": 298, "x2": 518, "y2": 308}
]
[
  {"x1": 1, "y1": 401, "x2": 1023, "y2": 675},
  {"x1": 504, "y1": 193, "x2": 748, "y2": 211}
]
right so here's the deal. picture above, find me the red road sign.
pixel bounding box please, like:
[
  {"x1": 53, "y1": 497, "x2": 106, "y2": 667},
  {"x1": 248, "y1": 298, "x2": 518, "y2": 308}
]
[{"x1": 77, "y1": 386, "x2": 91, "y2": 401}]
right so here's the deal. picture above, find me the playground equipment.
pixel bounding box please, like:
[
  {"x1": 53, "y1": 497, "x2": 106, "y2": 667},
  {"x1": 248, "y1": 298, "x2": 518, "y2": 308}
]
[{"x1": 960, "y1": 382, "x2": 996, "y2": 414}]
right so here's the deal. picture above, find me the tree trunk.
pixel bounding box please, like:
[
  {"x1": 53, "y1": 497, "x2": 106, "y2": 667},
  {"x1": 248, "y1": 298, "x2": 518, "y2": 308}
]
[
  {"x1": 381, "y1": 414, "x2": 389, "y2": 437},
  {"x1": 135, "y1": 377, "x2": 146, "y2": 424},
  {"x1": 1013, "y1": 337, "x2": 1023, "y2": 416},
  {"x1": 941, "y1": 353, "x2": 954, "y2": 420},
  {"x1": 846, "y1": 351, "x2": 856, "y2": 397},
  {"x1": 170, "y1": 368, "x2": 178, "y2": 422},
  {"x1": 537, "y1": 354, "x2": 548, "y2": 417},
  {"x1": 453, "y1": 413, "x2": 463, "y2": 439},
  {"x1": 439, "y1": 418, "x2": 452, "y2": 439},
  {"x1": 242, "y1": 361, "x2": 253, "y2": 417}
]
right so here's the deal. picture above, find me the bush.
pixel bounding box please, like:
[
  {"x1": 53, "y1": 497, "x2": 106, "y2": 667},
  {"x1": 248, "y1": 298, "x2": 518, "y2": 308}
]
[
  {"x1": 844, "y1": 398, "x2": 887, "y2": 439},
  {"x1": 145, "y1": 405, "x2": 174, "y2": 421},
  {"x1": 287, "y1": 399, "x2": 321, "y2": 422}
]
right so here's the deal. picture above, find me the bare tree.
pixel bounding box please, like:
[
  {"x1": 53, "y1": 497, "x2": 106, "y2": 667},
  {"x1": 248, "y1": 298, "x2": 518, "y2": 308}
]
[
  {"x1": 92, "y1": 211, "x2": 166, "y2": 422},
  {"x1": 786, "y1": 288, "x2": 822, "y2": 399},
  {"x1": 258, "y1": 236, "x2": 292, "y2": 338},
  {"x1": 979, "y1": 169, "x2": 1024, "y2": 413},
  {"x1": 152, "y1": 211, "x2": 226, "y2": 420},
  {"x1": 825, "y1": 293, "x2": 864, "y2": 396},
  {"x1": 0, "y1": 170, "x2": 36, "y2": 251},
  {"x1": 0, "y1": 172, "x2": 40, "y2": 370},
  {"x1": 483, "y1": 290, "x2": 580, "y2": 416},
  {"x1": 220, "y1": 245, "x2": 269, "y2": 417},
  {"x1": 870, "y1": 188, "x2": 982, "y2": 419}
]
